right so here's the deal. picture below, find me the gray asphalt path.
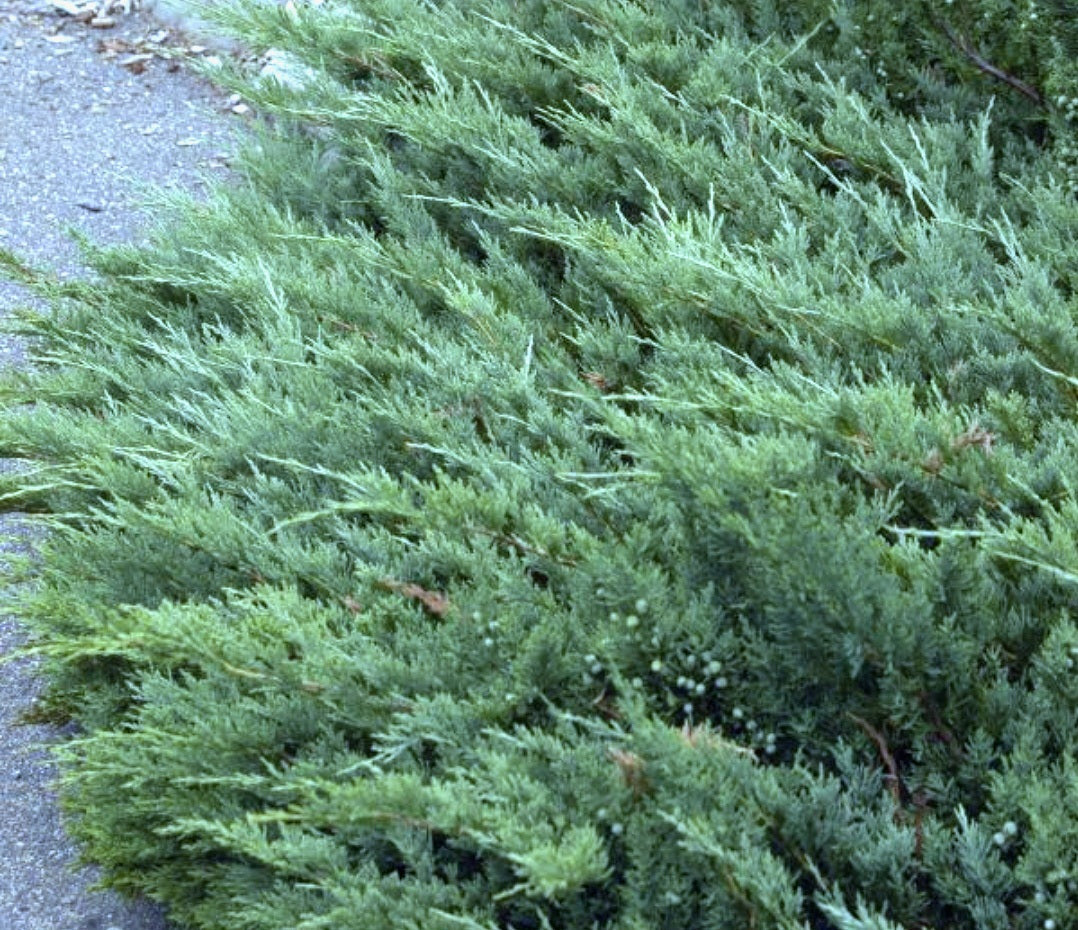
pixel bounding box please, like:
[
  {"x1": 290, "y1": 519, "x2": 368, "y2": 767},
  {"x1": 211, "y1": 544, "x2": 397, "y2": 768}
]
[{"x1": 1, "y1": 3, "x2": 237, "y2": 927}]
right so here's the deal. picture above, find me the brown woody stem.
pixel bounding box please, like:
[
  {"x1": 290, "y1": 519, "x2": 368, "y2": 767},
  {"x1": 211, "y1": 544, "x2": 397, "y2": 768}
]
[{"x1": 940, "y1": 21, "x2": 1043, "y2": 104}]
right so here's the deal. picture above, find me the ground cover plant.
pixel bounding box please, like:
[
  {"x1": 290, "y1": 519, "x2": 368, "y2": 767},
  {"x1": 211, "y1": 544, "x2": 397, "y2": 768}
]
[{"x1": 2, "y1": 0, "x2": 1078, "y2": 927}]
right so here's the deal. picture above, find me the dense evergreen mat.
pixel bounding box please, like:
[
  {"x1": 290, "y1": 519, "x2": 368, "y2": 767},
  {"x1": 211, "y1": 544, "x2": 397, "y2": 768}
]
[{"x1": 2, "y1": 1, "x2": 1078, "y2": 927}]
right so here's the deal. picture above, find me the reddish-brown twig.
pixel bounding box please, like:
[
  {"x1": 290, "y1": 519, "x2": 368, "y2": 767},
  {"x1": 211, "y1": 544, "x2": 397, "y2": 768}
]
[
  {"x1": 939, "y1": 22, "x2": 1043, "y2": 104},
  {"x1": 848, "y1": 713, "x2": 904, "y2": 815}
]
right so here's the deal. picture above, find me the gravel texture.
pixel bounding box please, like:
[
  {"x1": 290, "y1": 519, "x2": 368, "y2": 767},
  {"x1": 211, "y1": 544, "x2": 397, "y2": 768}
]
[{"x1": 1, "y1": 3, "x2": 238, "y2": 926}]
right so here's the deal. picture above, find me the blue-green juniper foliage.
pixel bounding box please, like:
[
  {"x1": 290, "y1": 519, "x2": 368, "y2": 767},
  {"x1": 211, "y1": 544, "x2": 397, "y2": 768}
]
[{"x1": 2, "y1": 0, "x2": 1078, "y2": 927}]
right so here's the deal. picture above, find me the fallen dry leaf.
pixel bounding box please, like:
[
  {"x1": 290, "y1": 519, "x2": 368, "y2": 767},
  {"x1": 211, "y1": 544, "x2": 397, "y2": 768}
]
[
  {"x1": 609, "y1": 748, "x2": 650, "y2": 798},
  {"x1": 97, "y1": 38, "x2": 134, "y2": 55},
  {"x1": 379, "y1": 579, "x2": 451, "y2": 617},
  {"x1": 583, "y1": 371, "x2": 614, "y2": 391},
  {"x1": 120, "y1": 53, "x2": 151, "y2": 74},
  {"x1": 952, "y1": 423, "x2": 995, "y2": 455}
]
